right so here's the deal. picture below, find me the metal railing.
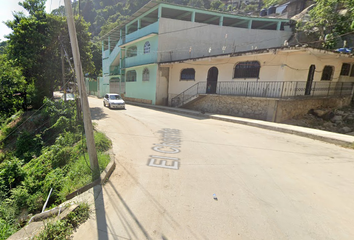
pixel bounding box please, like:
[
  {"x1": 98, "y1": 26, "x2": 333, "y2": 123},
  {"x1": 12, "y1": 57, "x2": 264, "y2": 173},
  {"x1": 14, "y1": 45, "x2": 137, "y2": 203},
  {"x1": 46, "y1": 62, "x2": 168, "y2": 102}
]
[{"x1": 171, "y1": 81, "x2": 354, "y2": 107}]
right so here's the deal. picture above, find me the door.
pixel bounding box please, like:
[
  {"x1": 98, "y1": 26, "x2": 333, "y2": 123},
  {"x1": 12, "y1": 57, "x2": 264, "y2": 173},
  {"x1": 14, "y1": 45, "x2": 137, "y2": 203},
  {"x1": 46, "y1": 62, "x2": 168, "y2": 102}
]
[
  {"x1": 305, "y1": 65, "x2": 315, "y2": 95},
  {"x1": 110, "y1": 78, "x2": 120, "y2": 93},
  {"x1": 206, "y1": 67, "x2": 218, "y2": 94}
]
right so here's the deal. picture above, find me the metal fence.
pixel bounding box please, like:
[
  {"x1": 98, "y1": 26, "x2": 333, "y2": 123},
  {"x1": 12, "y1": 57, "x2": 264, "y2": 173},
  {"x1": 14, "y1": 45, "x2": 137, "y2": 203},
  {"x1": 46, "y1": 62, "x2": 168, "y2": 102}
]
[{"x1": 171, "y1": 81, "x2": 354, "y2": 107}]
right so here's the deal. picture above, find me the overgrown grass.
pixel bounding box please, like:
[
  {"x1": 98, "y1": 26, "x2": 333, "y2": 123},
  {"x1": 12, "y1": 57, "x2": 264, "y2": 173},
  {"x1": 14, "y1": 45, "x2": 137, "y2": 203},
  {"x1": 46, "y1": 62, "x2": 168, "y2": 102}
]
[
  {"x1": 35, "y1": 203, "x2": 90, "y2": 240},
  {"x1": 0, "y1": 98, "x2": 112, "y2": 240}
]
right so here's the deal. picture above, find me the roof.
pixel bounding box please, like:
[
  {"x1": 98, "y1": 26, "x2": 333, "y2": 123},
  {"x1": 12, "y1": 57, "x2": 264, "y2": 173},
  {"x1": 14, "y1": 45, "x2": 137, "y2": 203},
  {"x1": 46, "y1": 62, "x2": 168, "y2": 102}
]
[
  {"x1": 100, "y1": 0, "x2": 293, "y2": 41},
  {"x1": 159, "y1": 46, "x2": 353, "y2": 65}
]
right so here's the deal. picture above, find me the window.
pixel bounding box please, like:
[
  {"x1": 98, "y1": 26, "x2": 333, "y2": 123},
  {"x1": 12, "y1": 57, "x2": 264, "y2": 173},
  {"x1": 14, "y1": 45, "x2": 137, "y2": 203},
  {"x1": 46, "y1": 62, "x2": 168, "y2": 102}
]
[
  {"x1": 180, "y1": 68, "x2": 195, "y2": 80},
  {"x1": 126, "y1": 70, "x2": 137, "y2": 82},
  {"x1": 143, "y1": 68, "x2": 149, "y2": 81},
  {"x1": 321, "y1": 66, "x2": 334, "y2": 81},
  {"x1": 127, "y1": 46, "x2": 137, "y2": 57},
  {"x1": 350, "y1": 65, "x2": 354, "y2": 77},
  {"x1": 144, "y1": 41, "x2": 150, "y2": 54},
  {"x1": 340, "y1": 63, "x2": 350, "y2": 76},
  {"x1": 234, "y1": 61, "x2": 260, "y2": 79}
]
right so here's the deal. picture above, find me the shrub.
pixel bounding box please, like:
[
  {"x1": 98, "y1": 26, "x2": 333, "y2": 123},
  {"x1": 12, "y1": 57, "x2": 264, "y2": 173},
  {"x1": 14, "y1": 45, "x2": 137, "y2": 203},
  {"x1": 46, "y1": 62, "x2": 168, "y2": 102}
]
[
  {"x1": 94, "y1": 132, "x2": 111, "y2": 152},
  {"x1": 0, "y1": 157, "x2": 26, "y2": 191},
  {"x1": 35, "y1": 203, "x2": 90, "y2": 240},
  {"x1": 15, "y1": 131, "x2": 43, "y2": 163}
]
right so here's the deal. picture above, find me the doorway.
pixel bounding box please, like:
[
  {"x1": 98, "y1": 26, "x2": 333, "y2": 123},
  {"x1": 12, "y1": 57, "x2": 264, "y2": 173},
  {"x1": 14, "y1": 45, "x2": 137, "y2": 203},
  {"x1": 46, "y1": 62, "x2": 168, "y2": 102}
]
[
  {"x1": 206, "y1": 67, "x2": 218, "y2": 94},
  {"x1": 305, "y1": 65, "x2": 315, "y2": 95}
]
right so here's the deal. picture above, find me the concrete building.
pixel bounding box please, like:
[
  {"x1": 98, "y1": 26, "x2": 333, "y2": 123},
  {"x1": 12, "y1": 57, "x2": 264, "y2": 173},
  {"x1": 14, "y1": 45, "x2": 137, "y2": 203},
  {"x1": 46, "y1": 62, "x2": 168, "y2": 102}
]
[
  {"x1": 92, "y1": 1, "x2": 354, "y2": 122},
  {"x1": 161, "y1": 46, "x2": 354, "y2": 122},
  {"x1": 98, "y1": 0, "x2": 294, "y2": 104}
]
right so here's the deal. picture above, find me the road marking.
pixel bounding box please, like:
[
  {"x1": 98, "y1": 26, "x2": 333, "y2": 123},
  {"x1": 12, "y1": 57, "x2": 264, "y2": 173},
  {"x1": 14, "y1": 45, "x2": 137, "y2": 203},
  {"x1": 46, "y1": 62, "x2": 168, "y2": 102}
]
[{"x1": 148, "y1": 128, "x2": 181, "y2": 170}]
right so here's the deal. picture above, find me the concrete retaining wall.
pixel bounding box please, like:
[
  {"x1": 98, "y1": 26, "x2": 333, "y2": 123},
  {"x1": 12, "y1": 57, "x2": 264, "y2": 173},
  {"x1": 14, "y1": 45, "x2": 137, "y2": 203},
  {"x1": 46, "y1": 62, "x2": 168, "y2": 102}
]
[{"x1": 183, "y1": 95, "x2": 352, "y2": 122}]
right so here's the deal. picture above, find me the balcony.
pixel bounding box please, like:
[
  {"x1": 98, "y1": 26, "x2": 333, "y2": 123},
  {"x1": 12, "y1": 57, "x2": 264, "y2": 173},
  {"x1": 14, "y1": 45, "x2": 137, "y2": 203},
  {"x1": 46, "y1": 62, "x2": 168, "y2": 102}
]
[
  {"x1": 124, "y1": 22, "x2": 159, "y2": 45},
  {"x1": 109, "y1": 66, "x2": 121, "y2": 76},
  {"x1": 103, "y1": 49, "x2": 110, "y2": 59},
  {"x1": 125, "y1": 53, "x2": 157, "y2": 68}
]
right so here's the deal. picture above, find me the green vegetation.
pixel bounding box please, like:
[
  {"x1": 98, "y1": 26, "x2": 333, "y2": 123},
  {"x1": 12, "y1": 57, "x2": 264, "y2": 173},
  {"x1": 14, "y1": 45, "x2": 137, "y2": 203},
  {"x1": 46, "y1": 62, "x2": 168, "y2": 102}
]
[
  {"x1": 35, "y1": 203, "x2": 90, "y2": 240},
  {"x1": 298, "y1": 0, "x2": 354, "y2": 49},
  {"x1": 0, "y1": 99, "x2": 111, "y2": 240}
]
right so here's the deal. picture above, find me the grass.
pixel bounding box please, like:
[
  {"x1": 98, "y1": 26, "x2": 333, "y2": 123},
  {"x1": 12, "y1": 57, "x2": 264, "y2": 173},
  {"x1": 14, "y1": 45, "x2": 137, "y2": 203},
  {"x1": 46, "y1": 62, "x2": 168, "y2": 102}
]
[{"x1": 35, "y1": 203, "x2": 90, "y2": 240}]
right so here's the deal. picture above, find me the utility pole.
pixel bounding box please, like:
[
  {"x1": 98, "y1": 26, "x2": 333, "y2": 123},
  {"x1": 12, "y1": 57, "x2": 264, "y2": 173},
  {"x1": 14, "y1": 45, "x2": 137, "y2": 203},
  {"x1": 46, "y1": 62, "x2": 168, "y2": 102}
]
[
  {"x1": 60, "y1": 34, "x2": 66, "y2": 101},
  {"x1": 64, "y1": 0, "x2": 99, "y2": 179}
]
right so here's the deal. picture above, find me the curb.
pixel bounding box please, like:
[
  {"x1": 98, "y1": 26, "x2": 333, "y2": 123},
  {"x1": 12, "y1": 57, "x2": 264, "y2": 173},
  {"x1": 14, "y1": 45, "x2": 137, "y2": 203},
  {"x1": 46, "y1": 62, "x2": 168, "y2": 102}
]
[
  {"x1": 125, "y1": 101, "x2": 354, "y2": 146},
  {"x1": 65, "y1": 156, "x2": 116, "y2": 200}
]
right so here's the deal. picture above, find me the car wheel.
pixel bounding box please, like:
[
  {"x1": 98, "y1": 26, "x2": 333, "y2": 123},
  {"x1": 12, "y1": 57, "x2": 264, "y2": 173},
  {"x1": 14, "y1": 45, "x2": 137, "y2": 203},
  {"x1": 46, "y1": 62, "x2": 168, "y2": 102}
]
[
  {"x1": 108, "y1": 103, "x2": 111, "y2": 109},
  {"x1": 103, "y1": 101, "x2": 105, "y2": 107}
]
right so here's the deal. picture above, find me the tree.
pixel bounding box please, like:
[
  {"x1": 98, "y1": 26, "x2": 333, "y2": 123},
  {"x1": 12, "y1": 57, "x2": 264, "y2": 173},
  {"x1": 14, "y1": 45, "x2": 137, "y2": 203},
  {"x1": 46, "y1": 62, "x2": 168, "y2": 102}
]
[
  {"x1": 6, "y1": 0, "x2": 95, "y2": 108},
  {"x1": 0, "y1": 55, "x2": 26, "y2": 119},
  {"x1": 6, "y1": 0, "x2": 50, "y2": 108},
  {"x1": 298, "y1": 0, "x2": 354, "y2": 49}
]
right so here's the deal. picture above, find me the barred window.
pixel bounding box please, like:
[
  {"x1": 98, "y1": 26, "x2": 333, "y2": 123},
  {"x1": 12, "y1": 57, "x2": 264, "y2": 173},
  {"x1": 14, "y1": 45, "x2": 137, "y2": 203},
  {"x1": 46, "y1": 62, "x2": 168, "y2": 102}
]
[
  {"x1": 143, "y1": 68, "x2": 149, "y2": 81},
  {"x1": 321, "y1": 66, "x2": 334, "y2": 81},
  {"x1": 234, "y1": 61, "x2": 260, "y2": 79},
  {"x1": 144, "y1": 41, "x2": 150, "y2": 54},
  {"x1": 127, "y1": 46, "x2": 137, "y2": 57},
  {"x1": 350, "y1": 65, "x2": 354, "y2": 77},
  {"x1": 126, "y1": 70, "x2": 137, "y2": 82},
  {"x1": 340, "y1": 63, "x2": 350, "y2": 76},
  {"x1": 180, "y1": 68, "x2": 195, "y2": 80}
]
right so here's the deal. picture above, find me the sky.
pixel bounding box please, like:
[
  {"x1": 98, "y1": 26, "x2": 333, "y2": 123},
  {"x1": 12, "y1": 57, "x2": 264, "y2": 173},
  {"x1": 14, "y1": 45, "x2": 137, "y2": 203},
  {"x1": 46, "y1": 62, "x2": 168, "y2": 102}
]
[{"x1": 0, "y1": 0, "x2": 64, "y2": 41}]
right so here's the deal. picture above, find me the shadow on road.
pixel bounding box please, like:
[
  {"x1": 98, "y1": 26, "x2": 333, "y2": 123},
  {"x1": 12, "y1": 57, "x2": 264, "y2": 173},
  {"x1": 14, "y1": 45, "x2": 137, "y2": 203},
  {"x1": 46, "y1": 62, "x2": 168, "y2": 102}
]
[
  {"x1": 93, "y1": 185, "x2": 109, "y2": 240},
  {"x1": 90, "y1": 107, "x2": 109, "y2": 120},
  {"x1": 127, "y1": 103, "x2": 209, "y2": 121},
  {"x1": 102, "y1": 160, "x2": 208, "y2": 240}
]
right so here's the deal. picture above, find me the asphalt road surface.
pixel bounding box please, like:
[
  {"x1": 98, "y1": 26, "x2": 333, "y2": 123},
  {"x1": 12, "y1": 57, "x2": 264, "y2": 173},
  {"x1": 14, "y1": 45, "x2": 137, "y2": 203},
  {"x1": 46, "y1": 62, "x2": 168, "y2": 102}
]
[{"x1": 72, "y1": 97, "x2": 354, "y2": 240}]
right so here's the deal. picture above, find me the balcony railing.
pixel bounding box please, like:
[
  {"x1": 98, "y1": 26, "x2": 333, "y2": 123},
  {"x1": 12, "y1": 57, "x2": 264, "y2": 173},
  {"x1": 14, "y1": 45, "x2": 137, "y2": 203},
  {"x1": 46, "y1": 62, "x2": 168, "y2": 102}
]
[
  {"x1": 124, "y1": 22, "x2": 159, "y2": 44},
  {"x1": 171, "y1": 81, "x2": 354, "y2": 107},
  {"x1": 125, "y1": 53, "x2": 157, "y2": 68},
  {"x1": 109, "y1": 66, "x2": 121, "y2": 76}
]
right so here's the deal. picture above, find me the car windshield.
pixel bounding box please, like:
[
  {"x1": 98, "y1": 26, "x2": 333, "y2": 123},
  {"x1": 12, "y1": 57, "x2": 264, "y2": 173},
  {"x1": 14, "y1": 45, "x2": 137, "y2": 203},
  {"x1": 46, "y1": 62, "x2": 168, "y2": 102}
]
[
  {"x1": 109, "y1": 95, "x2": 121, "y2": 100},
  {"x1": 66, "y1": 93, "x2": 75, "y2": 98}
]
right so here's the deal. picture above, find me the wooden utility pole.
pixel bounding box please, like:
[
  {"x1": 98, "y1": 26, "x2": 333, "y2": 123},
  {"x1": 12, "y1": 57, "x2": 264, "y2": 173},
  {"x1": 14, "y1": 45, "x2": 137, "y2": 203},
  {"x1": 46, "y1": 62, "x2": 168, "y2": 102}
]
[
  {"x1": 60, "y1": 35, "x2": 67, "y2": 101},
  {"x1": 64, "y1": 0, "x2": 99, "y2": 179}
]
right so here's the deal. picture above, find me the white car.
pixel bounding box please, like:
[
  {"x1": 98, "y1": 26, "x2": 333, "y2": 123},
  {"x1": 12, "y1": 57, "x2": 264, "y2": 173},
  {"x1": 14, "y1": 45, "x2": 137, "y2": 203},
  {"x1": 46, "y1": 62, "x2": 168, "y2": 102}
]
[
  {"x1": 62, "y1": 93, "x2": 75, "y2": 101},
  {"x1": 103, "y1": 93, "x2": 125, "y2": 109}
]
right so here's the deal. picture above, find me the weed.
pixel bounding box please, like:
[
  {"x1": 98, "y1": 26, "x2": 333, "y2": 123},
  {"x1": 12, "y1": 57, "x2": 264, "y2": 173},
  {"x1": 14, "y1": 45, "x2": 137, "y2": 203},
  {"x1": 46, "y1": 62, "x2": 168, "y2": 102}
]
[{"x1": 35, "y1": 203, "x2": 90, "y2": 240}]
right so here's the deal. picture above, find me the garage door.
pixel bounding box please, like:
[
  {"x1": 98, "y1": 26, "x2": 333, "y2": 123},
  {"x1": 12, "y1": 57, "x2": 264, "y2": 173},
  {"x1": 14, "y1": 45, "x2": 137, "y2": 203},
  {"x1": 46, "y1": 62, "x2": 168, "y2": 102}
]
[{"x1": 110, "y1": 78, "x2": 119, "y2": 93}]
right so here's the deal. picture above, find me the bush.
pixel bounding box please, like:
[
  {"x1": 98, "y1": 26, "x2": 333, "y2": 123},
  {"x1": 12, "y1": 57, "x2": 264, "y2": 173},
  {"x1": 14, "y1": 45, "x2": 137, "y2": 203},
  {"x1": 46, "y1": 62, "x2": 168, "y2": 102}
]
[
  {"x1": 35, "y1": 203, "x2": 90, "y2": 240},
  {"x1": 0, "y1": 218, "x2": 18, "y2": 240},
  {"x1": 94, "y1": 132, "x2": 111, "y2": 152},
  {"x1": 15, "y1": 132, "x2": 43, "y2": 163},
  {"x1": 0, "y1": 157, "x2": 26, "y2": 192}
]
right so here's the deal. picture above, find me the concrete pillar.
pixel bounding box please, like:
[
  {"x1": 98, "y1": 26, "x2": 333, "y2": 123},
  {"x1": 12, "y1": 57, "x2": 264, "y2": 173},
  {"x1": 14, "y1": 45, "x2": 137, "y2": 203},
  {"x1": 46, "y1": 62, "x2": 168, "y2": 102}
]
[
  {"x1": 191, "y1": 11, "x2": 195, "y2": 22},
  {"x1": 219, "y1": 16, "x2": 223, "y2": 26}
]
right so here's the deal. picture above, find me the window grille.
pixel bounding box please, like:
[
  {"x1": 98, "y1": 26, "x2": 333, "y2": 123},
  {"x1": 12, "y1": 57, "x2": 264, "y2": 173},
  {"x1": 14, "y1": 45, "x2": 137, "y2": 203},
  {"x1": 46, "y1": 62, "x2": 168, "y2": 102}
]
[
  {"x1": 340, "y1": 63, "x2": 350, "y2": 76},
  {"x1": 144, "y1": 41, "x2": 150, "y2": 54},
  {"x1": 321, "y1": 66, "x2": 334, "y2": 81},
  {"x1": 180, "y1": 68, "x2": 195, "y2": 80},
  {"x1": 234, "y1": 61, "x2": 260, "y2": 79},
  {"x1": 143, "y1": 68, "x2": 149, "y2": 81},
  {"x1": 126, "y1": 70, "x2": 137, "y2": 82}
]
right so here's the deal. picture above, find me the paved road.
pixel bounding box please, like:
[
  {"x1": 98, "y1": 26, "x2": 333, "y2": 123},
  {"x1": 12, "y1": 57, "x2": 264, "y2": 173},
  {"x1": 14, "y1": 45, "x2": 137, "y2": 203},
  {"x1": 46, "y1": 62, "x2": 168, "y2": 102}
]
[{"x1": 73, "y1": 97, "x2": 354, "y2": 240}]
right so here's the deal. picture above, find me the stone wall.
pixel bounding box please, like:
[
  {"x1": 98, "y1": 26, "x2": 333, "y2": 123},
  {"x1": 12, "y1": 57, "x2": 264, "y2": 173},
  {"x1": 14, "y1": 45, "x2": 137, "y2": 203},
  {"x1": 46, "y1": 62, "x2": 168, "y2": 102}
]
[
  {"x1": 184, "y1": 95, "x2": 277, "y2": 121},
  {"x1": 183, "y1": 94, "x2": 352, "y2": 122},
  {"x1": 275, "y1": 96, "x2": 352, "y2": 122}
]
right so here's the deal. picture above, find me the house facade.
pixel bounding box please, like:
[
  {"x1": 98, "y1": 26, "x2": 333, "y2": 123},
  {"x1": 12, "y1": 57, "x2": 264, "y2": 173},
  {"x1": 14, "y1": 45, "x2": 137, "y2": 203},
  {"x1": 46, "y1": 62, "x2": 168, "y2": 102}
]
[
  {"x1": 98, "y1": 1, "x2": 294, "y2": 104},
  {"x1": 161, "y1": 47, "x2": 354, "y2": 121}
]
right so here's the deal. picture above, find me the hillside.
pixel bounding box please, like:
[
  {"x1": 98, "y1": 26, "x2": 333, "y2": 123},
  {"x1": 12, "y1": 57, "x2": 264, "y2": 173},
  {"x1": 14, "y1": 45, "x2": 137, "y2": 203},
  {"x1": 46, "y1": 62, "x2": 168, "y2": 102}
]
[{"x1": 0, "y1": 98, "x2": 111, "y2": 240}]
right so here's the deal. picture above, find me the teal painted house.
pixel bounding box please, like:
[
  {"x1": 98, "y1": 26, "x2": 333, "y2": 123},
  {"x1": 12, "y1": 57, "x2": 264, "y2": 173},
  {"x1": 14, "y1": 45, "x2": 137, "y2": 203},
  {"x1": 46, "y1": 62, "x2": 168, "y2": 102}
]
[{"x1": 99, "y1": 1, "x2": 293, "y2": 105}]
